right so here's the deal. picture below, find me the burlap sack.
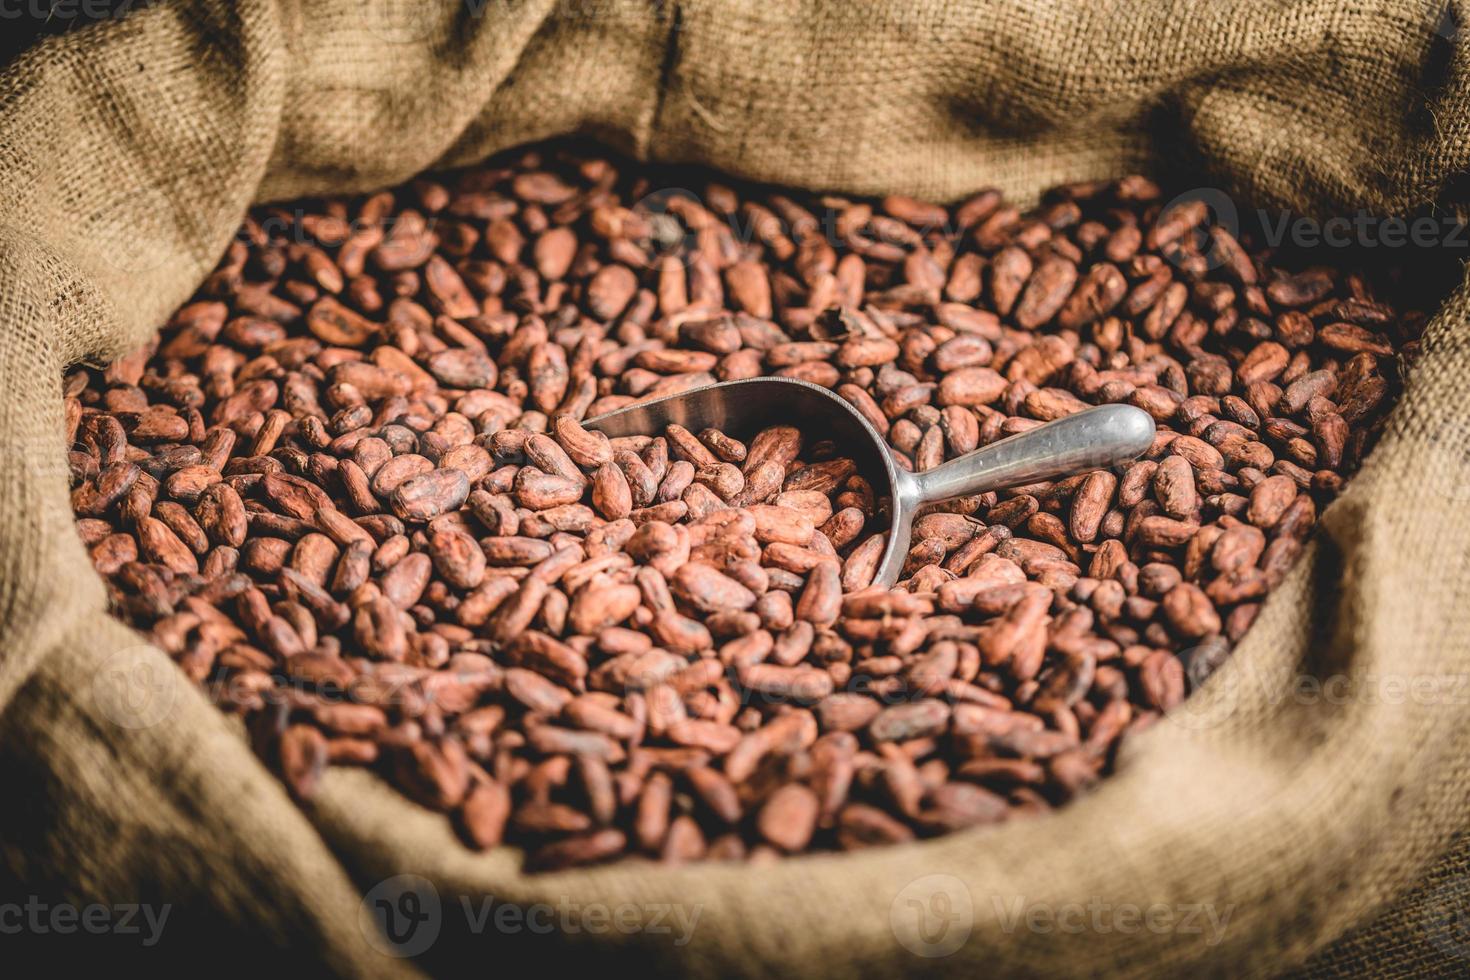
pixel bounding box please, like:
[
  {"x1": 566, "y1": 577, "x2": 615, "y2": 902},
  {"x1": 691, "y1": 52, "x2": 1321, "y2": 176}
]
[{"x1": 2, "y1": 0, "x2": 1467, "y2": 975}]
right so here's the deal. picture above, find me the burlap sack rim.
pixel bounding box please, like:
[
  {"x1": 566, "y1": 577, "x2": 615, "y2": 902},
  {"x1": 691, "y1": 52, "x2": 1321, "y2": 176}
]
[{"x1": 2, "y1": 2, "x2": 1467, "y2": 977}]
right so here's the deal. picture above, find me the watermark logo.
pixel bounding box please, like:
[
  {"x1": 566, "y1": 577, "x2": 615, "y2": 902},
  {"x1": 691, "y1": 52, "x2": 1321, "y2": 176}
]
[
  {"x1": 1160, "y1": 654, "x2": 1470, "y2": 734},
  {"x1": 357, "y1": 875, "x2": 703, "y2": 956},
  {"x1": 993, "y1": 896, "x2": 1233, "y2": 946},
  {"x1": 1422, "y1": 874, "x2": 1470, "y2": 961},
  {"x1": 629, "y1": 187, "x2": 703, "y2": 270},
  {"x1": 0, "y1": 897, "x2": 170, "y2": 946},
  {"x1": 1434, "y1": 2, "x2": 1459, "y2": 41},
  {"x1": 1163, "y1": 640, "x2": 1246, "y2": 732},
  {"x1": 1258, "y1": 210, "x2": 1470, "y2": 252},
  {"x1": 1154, "y1": 187, "x2": 1240, "y2": 273},
  {"x1": 890, "y1": 873, "x2": 974, "y2": 958},
  {"x1": 0, "y1": 0, "x2": 158, "y2": 24},
  {"x1": 364, "y1": 0, "x2": 446, "y2": 44},
  {"x1": 359, "y1": 874, "x2": 442, "y2": 958},
  {"x1": 92, "y1": 645, "x2": 177, "y2": 730}
]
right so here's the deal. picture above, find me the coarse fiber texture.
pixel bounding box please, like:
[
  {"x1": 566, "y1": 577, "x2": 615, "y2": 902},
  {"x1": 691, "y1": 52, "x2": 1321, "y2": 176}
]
[{"x1": 0, "y1": 0, "x2": 1467, "y2": 975}]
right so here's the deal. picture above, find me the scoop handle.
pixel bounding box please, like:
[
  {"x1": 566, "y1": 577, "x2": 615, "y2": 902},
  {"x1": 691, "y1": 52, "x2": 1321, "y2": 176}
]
[{"x1": 911, "y1": 404, "x2": 1157, "y2": 504}]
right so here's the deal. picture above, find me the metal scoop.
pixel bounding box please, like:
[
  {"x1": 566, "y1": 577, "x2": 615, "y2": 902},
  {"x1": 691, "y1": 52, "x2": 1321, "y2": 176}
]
[{"x1": 586, "y1": 377, "x2": 1156, "y2": 588}]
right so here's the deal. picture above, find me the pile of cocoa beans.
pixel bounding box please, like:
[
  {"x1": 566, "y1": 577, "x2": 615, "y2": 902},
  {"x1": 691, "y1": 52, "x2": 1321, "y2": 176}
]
[{"x1": 65, "y1": 143, "x2": 1420, "y2": 868}]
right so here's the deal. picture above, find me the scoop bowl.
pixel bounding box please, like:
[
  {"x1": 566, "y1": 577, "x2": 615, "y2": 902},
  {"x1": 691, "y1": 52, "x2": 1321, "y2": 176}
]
[{"x1": 586, "y1": 377, "x2": 1156, "y2": 588}]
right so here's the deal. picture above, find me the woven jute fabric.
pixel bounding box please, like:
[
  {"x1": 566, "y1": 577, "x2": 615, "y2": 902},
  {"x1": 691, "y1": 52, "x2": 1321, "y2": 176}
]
[{"x1": 1, "y1": 1, "x2": 1466, "y2": 975}]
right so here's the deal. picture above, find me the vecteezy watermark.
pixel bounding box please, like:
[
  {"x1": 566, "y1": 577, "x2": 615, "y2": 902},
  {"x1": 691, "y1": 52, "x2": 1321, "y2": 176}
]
[
  {"x1": 1163, "y1": 655, "x2": 1470, "y2": 733},
  {"x1": 1152, "y1": 185, "x2": 1470, "y2": 277},
  {"x1": 888, "y1": 876, "x2": 1234, "y2": 957},
  {"x1": 364, "y1": 0, "x2": 660, "y2": 45},
  {"x1": 0, "y1": 897, "x2": 170, "y2": 946},
  {"x1": 0, "y1": 0, "x2": 158, "y2": 21},
  {"x1": 1256, "y1": 210, "x2": 1470, "y2": 252},
  {"x1": 91, "y1": 644, "x2": 178, "y2": 730},
  {"x1": 889, "y1": 874, "x2": 975, "y2": 958},
  {"x1": 1421, "y1": 873, "x2": 1470, "y2": 962},
  {"x1": 359, "y1": 874, "x2": 703, "y2": 958},
  {"x1": 992, "y1": 896, "x2": 1234, "y2": 947},
  {"x1": 360, "y1": 875, "x2": 442, "y2": 958}
]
